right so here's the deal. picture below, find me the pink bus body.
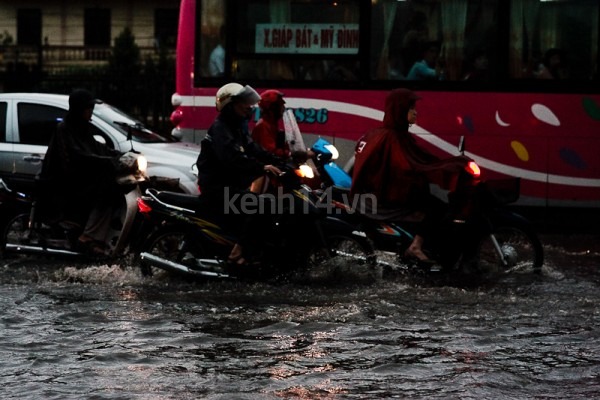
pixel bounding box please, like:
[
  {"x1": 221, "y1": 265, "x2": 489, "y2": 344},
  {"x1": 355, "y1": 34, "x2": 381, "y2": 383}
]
[{"x1": 171, "y1": 0, "x2": 600, "y2": 209}]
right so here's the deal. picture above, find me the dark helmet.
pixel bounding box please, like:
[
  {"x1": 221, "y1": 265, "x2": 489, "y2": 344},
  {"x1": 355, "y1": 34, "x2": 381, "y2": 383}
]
[
  {"x1": 258, "y1": 89, "x2": 285, "y2": 111},
  {"x1": 68, "y1": 89, "x2": 98, "y2": 112}
]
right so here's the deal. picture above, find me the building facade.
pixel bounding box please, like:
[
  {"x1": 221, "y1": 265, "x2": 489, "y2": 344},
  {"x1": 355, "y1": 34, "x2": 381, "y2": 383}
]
[{"x1": 0, "y1": 0, "x2": 180, "y2": 87}]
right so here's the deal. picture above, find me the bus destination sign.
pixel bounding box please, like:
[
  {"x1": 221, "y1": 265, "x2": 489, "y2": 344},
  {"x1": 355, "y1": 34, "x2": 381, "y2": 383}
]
[{"x1": 256, "y1": 24, "x2": 359, "y2": 54}]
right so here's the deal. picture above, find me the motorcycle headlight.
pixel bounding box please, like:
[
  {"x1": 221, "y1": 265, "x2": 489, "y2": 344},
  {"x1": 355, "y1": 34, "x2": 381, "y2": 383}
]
[
  {"x1": 324, "y1": 144, "x2": 339, "y2": 160},
  {"x1": 295, "y1": 164, "x2": 315, "y2": 179},
  {"x1": 137, "y1": 155, "x2": 148, "y2": 173}
]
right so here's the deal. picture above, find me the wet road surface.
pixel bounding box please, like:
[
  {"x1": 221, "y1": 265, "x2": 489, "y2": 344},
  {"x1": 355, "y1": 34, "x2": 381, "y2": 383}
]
[{"x1": 0, "y1": 233, "x2": 599, "y2": 399}]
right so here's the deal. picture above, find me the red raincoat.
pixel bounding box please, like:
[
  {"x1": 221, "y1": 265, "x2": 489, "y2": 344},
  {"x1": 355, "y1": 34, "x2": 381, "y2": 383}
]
[
  {"x1": 252, "y1": 115, "x2": 290, "y2": 159},
  {"x1": 351, "y1": 88, "x2": 468, "y2": 210}
]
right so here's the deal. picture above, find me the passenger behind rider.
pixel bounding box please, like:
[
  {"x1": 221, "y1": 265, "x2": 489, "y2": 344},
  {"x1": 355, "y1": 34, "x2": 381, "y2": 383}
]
[
  {"x1": 252, "y1": 90, "x2": 291, "y2": 160},
  {"x1": 350, "y1": 88, "x2": 468, "y2": 264},
  {"x1": 195, "y1": 83, "x2": 282, "y2": 267},
  {"x1": 251, "y1": 89, "x2": 315, "y2": 192},
  {"x1": 39, "y1": 89, "x2": 123, "y2": 256}
]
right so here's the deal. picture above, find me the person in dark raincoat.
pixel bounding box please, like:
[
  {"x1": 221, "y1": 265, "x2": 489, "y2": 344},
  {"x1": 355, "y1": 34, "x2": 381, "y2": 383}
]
[
  {"x1": 196, "y1": 83, "x2": 282, "y2": 266},
  {"x1": 40, "y1": 89, "x2": 122, "y2": 255},
  {"x1": 351, "y1": 88, "x2": 468, "y2": 263}
]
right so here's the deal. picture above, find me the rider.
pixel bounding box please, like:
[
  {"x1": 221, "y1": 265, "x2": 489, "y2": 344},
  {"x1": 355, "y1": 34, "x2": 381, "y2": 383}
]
[
  {"x1": 196, "y1": 83, "x2": 282, "y2": 266},
  {"x1": 351, "y1": 88, "x2": 468, "y2": 264},
  {"x1": 39, "y1": 88, "x2": 123, "y2": 256}
]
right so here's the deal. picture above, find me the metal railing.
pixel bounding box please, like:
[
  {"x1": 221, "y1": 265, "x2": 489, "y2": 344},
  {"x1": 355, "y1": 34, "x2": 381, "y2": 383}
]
[{"x1": 0, "y1": 45, "x2": 175, "y2": 74}]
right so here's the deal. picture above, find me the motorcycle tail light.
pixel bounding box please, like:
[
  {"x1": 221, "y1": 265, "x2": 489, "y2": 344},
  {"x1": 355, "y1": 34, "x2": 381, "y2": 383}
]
[
  {"x1": 137, "y1": 197, "x2": 153, "y2": 214},
  {"x1": 465, "y1": 161, "x2": 481, "y2": 178}
]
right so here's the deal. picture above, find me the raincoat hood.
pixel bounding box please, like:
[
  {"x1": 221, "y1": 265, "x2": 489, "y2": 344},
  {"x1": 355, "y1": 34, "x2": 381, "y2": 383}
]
[
  {"x1": 68, "y1": 89, "x2": 99, "y2": 113},
  {"x1": 382, "y1": 88, "x2": 421, "y2": 131}
]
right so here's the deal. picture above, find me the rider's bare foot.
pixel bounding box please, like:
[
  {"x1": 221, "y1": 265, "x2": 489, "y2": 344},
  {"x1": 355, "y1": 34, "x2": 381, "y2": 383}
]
[
  {"x1": 404, "y1": 245, "x2": 434, "y2": 263},
  {"x1": 228, "y1": 244, "x2": 243, "y2": 261}
]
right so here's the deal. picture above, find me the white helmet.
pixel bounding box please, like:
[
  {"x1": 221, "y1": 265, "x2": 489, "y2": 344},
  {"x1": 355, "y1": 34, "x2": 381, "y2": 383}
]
[{"x1": 215, "y1": 83, "x2": 260, "y2": 112}]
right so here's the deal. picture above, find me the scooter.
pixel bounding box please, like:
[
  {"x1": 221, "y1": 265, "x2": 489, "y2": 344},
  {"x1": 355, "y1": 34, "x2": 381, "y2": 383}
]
[
  {"x1": 136, "y1": 161, "x2": 376, "y2": 281},
  {"x1": 0, "y1": 152, "x2": 150, "y2": 260},
  {"x1": 309, "y1": 137, "x2": 544, "y2": 278}
]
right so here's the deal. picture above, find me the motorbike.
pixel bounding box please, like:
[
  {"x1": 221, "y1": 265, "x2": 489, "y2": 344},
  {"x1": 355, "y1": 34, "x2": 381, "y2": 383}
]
[
  {"x1": 135, "y1": 161, "x2": 377, "y2": 281},
  {"x1": 0, "y1": 151, "x2": 155, "y2": 260},
  {"x1": 309, "y1": 136, "x2": 544, "y2": 279}
]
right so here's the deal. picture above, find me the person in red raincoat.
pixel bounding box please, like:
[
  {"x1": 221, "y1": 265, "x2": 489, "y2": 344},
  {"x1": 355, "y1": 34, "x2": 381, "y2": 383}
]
[
  {"x1": 251, "y1": 89, "x2": 315, "y2": 192},
  {"x1": 252, "y1": 90, "x2": 291, "y2": 159},
  {"x1": 351, "y1": 88, "x2": 468, "y2": 263}
]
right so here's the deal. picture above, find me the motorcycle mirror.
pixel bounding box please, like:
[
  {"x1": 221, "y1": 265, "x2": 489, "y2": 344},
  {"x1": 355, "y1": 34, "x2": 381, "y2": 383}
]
[
  {"x1": 458, "y1": 136, "x2": 465, "y2": 155},
  {"x1": 126, "y1": 126, "x2": 139, "y2": 153},
  {"x1": 114, "y1": 121, "x2": 140, "y2": 154}
]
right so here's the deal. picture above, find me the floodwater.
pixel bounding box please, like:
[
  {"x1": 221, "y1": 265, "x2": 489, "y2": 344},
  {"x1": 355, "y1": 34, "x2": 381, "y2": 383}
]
[{"x1": 1, "y1": 234, "x2": 599, "y2": 399}]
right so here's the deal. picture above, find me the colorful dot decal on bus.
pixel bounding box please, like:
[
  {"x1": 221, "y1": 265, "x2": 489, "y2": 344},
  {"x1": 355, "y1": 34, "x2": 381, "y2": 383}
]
[
  {"x1": 559, "y1": 148, "x2": 587, "y2": 170},
  {"x1": 462, "y1": 115, "x2": 474, "y2": 134},
  {"x1": 582, "y1": 97, "x2": 600, "y2": 121},
  {"x1": 531, "y1": 104, "x2": 560, "y2": 126},
  {"x1": 495, "y1": 111, "x2": 510, "y2": 127},
  {"x1": 511, "y1": 140, "x2": 529, "y2": 162}
]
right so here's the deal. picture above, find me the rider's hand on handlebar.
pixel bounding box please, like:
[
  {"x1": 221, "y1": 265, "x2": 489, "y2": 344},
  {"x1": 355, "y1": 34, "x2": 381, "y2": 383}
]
[{"x1": 264, "y1": 165, "x2": 283, "y2": 176}]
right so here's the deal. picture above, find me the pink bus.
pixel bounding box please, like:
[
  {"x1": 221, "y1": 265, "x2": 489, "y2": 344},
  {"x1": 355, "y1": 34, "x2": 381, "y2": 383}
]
[{"x1": 170, "y1": 0, "x2": 600, "y2": 211}]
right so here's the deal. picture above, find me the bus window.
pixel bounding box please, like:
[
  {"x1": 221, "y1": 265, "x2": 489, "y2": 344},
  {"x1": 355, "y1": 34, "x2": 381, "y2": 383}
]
[
  {"x1": 509, "y1": 0, "x2": 599, "y2": 81},
  {"x1": 199, "y1": 0, "x2": 226, "y2": 78},
  {"x1": 231, "y1": 0, "x2": 361, "y2": 81},
  {"x1": 370, "y1": 0, "x2": 499, "y2": 81}
]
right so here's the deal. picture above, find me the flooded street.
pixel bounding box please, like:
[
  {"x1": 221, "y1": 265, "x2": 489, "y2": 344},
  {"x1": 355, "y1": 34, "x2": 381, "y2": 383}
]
[{"x1": 1, "y1": 233, "x2": 599, "y2": 399}]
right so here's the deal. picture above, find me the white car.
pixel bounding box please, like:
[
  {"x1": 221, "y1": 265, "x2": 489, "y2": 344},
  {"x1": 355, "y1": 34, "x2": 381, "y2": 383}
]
[{"x1": 0, "y1": 93, "x2": 200, "y2": 194}]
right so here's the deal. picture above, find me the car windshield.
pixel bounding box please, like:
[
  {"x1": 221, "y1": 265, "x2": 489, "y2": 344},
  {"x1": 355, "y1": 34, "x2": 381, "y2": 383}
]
[{"x1": 93, "y1": 103, "x2": 175, "y2": 143}]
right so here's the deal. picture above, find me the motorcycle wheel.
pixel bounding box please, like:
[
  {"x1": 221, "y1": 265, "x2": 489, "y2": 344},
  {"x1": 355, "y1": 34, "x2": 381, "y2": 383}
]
[
  {"x1": 0, "y1": 213, "x2": 30, "y2": 258},
  {"x1": 475, "y1": 222, "x2": 544, "y2": 276},
  {"x1": 328, "y1": 234, "x2": 377, "y2": 266},
  {"x1": 304, "y1": 233, "x2": 380, "y2": 283},
  {"x1": 139, "y1": 227, "x2": 226, "y2": 279}
]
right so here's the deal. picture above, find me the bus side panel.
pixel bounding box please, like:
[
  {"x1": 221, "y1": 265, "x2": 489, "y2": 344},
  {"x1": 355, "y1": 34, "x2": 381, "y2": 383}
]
[{"x1": 176, "y1": 89, "x2": 600, "y2": 207}]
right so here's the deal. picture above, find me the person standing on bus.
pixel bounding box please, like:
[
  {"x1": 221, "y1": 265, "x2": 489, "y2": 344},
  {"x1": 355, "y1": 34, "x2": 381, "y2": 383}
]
[
  {"x1": 407, "y1": 41, "x2": 445, "y2": 81},
  {"x1": 196, "y1": 83, "x2": 282, "y2": 267},
  {"x1": 400, "y1": 11, "x2": 430, "y2": 77},
  {"x1": 350, "y1": 88, "x2": 467, "y2": 264},
  {"x1": 535, "y1": 48, "x2": 569, "y2": 80},
  {"x1": 208, "y1": 26, "x2": 225, "y2": 77},
  {"x1": 462, "y1": 49, "x2": 491, "y2": 81}
]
